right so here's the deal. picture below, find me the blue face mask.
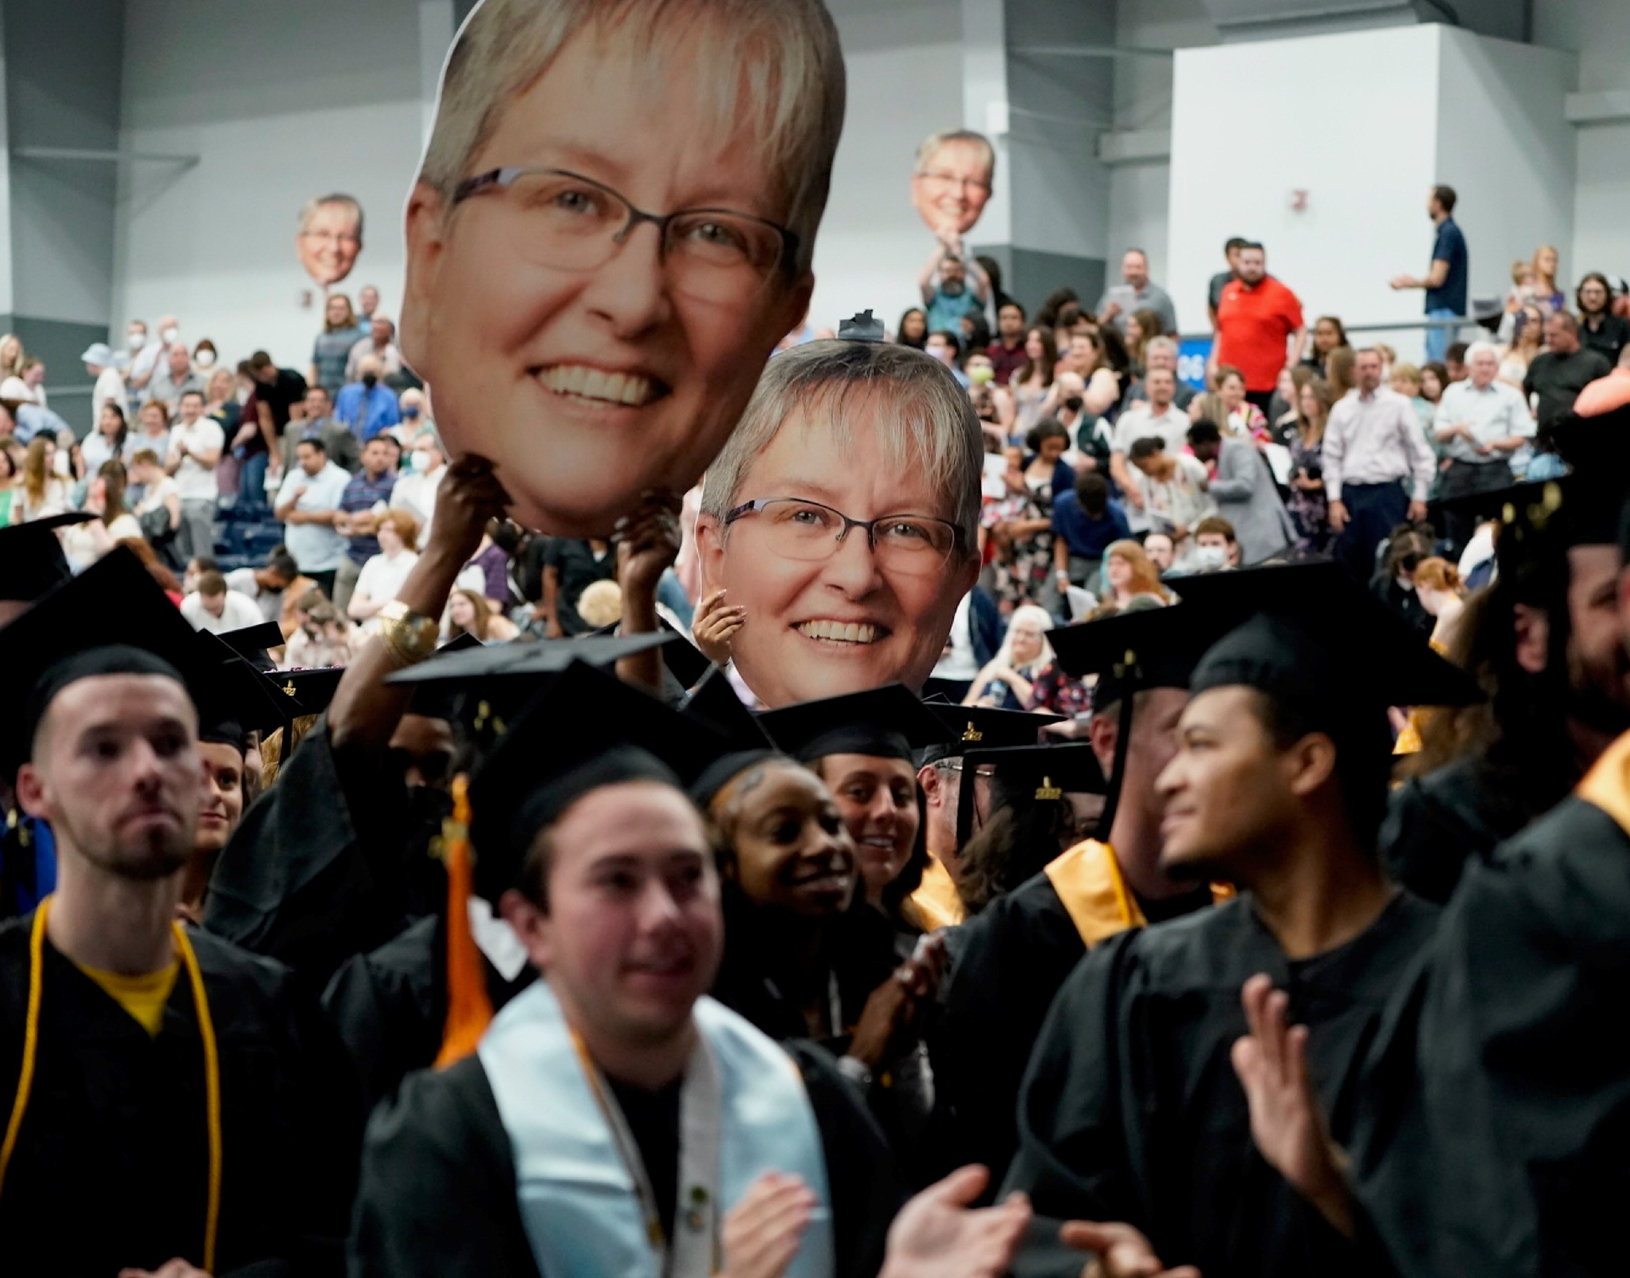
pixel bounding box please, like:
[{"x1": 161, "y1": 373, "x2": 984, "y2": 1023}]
[{"x1": 402, "y1": 405, "x2": 421, "y2": 420}]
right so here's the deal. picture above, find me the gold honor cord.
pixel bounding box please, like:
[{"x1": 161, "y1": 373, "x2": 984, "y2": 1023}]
[{"x1": 0, "y1": 897, "x2": 223, "y2": 1272}]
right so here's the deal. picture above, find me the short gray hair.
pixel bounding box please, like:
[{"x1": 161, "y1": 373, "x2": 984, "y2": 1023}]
[
  {"x1": 1145, "y1": 336, "x2": 1177, "y2": 359},
  {"x1": 1464, "y1": 339, "x2": 1500, "y2": 363},
  {"x1": 913, "y1": 129, "x2": 996, "y2": 183},
  {"x1": 418, "y1": 0, "x2": 845, "y2": 275},
  {"x1": 298, "y1": 193, "x2": 363, "y2": 243},
  {"x1": 701, "y1": 341, "x2": 983, "y2": 548}
]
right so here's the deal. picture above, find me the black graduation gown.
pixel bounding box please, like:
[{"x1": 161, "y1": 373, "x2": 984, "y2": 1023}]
[
  {"x1": 322, "y1": 912, "x2": 537, "y2": 1117},
  {"x1": 1002, "y1": 892, "x2": 1439, "y2": 1278},
  {"x1": 1351, "y1": 793, "x2": 1630, "y2": 1278},
  {"x1": 0, "y1": 915, "x2": 364, "y2": 1276},
  {"x1": 1379, "y1": 755, "x2": 1544, "y2": 904},
  {"x1": 202, "y1": 720, "x2": 448, "y2": 988},
  {"x1": 348, "y1": 1041, "x2": 909, "y2": 1277}
]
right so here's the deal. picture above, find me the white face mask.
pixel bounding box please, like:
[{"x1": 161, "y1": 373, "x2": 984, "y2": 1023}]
[
  {"x1": 160, "y1": 326, "x2": 179, "y2": 345},
  {"x1": 1194, "y1": 544, "x2": 1228, "y2": 570},
  {"x1": 410, "y1": 449, "x2": 434, "y2": 474},
  {"x1": 127, "y1": 331, "x2": 146, "y2": 350},
  {"x1": 195, "y1": 350, "x2": 216, "y2": 369}
]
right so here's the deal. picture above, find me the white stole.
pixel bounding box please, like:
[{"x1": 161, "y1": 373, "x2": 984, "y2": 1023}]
[{"x1": 479, "y1": 981, "x2": 835, "y2": 1278}]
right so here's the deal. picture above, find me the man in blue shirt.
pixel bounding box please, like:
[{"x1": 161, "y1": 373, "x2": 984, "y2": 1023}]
[
  {"x1": 330, "y1": 435, "x2": 398, "y2": 614},
  {"x1": 1391, "y1": 184, "x2": 1468, "y2": 364},
  {"x1": 1052, "y1": 472, "x2": 1131, "y2": 596},
  {"x1": 333, "y1": 353, "x2": 402, "y2": 442}
]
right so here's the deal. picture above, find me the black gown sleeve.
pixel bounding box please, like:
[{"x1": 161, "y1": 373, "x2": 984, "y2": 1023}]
[
  {"x1": 322, "y1": 917, "x2": 441, "y2": 1118},
  {"x1": 786, "y1": 1040, "x2": 910, "y2": 1278},
  {"x1": 348, "y1": 1056, "x2": 541, "y2": 1278}
]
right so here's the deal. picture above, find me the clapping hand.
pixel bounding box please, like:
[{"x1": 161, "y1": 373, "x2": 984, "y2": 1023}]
[
  {"x1": 692, "y1": 589, "x2": 746, "y2": 666},
  {"x1": 878, "y1": 1166, "x2": 1031, "y2": 1278},
  {"x1": 721, "y1": 1173, "x2": 815, "y2": 1278}
]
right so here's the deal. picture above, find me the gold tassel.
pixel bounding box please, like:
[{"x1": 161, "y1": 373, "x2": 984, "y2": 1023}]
[{"x1": 434, "y1": 774, "x2": 494, "y2": 1067}]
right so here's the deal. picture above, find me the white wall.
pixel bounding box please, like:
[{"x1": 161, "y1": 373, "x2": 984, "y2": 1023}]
[
  {"x1": 1168, "y1": 27, "x2": 1440, "y2": 344},
  {"x1": 809, "y1": 0, "x2": 966, "y2": 331},
  {"x1": 113, "y1": 0, "x2": 424, "y2": 370},
  {"x1": 1434, "y1": 30, "x2": 1575, "y2": 311}
]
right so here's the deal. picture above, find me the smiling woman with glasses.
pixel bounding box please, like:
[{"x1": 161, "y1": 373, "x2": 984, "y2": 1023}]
[
  {"x1": 910, "y1": 128, "x2": 996, "y2": 238},
  {"x1": 400, "y1": 0, "x2": 846, "y2": 541},
  {"x1": 696, "y1": 339, "x2": 983, "y2": 708}
]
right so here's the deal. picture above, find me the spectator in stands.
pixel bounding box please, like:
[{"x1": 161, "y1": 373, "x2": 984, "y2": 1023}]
[
  {"x1": 1526, "y1": 311, "x2": 1611, "y2": 436},
  {"x1": 1143, "y1": 530, "x2": 1176, "y2": 575},
  {"x1": 273, "y1": 436, "x2": 350, "y2": 598},
  {"x1": 334, "y1": 353, "x2": 401, "y2": 442},
  {"x1": 192, "y1": 339, "x2": 219, "y2": 372},
  {"x1": 1323, "y1": 347, "x2": 1435, "y2": 582},
  {"x1": 1499, "y1": 303, "x2": 1545, "y2": 388},
  {"x1": 987, "y1": 302, "x2": 1028, "y2": 385},
  {"x1": 4, "y1": 380, "x2": 69, "y2": 448},
  {"x1": 1444, "y1": 341, "x2": 1470, "y2": 384},
  {"x1": 310, "y1": 293, "x2": 365, "y2": 394},
  {"x1": 19, "y1": 356, "x2": 47, "y2": 408},
  {"x1": 129, "y1": 448, "x2": 180, "y2": 555},
  {"x1": 1287, "y1": 377, "x2": 1334, "y2": 555},
  {"x1": 1212, "y1": 241, "x2": 1306, "y2": 415},
  {"x1": 165, "y1": 389, "x2": 224, "y2": 563},
  {"x1": 1185, "y1": 420, "x2": 1294, "y2": 564},
  {"x1": 356, "y1": 284, "x2": 380, "y2": 323},
  {"x1": 1060, "y1": 328, "x2": 1128, "y2": 418},
  {"x1": 181, "y1": 554, "x2": 217, "y2": 596},
  {"x1": 16, "y1": 435, "x2": 68, "y2": 521},
  {"x1": 1099, "y1": 539, "x2": 1171, "y2": 612},
  {"x1": 1098, "y1": 248, "x2": 1177, "y2": 337},
  {"x1": 1127, "y1": 437, "x2": 1214, "y2": 567},
  {"x1": 281, "y1": 598, "x2": 356, "y2": 670},
  {"x1": 1123, "y1": 309, "x2": 1165, "y2": 377},
  {"x1": 1575, "y1": 272, "x2": 1629, "y2": 364},
  {"x1": 985, "y1": 445, "x2": 1054, "y2": 613},
  {"x1": 923, "y1": 330, "x2": 968, "y2": 388},
  {"x1": 245, "y1": 349, "x2": 308, "y2": 497},
  {"x1": 80, "y1": 399, "x2": 132, "y2": 476},
  {"x1": 965, "y1": 604, "x2": 1054, "y2": 711},
  {"x1": 1052, "y1": 471, "x2": 1130, "y2": 593},
  {"x1": 347, "y1": 509, "x2": 421, "y2": 623},
  {"x1": 390, "y1": 428, "x2": 446, "y2": 543},
  {"x1": 61, "y1": 461, "x2": 143, "y2": 570},
  {"x1": 1009, "y1": 326, "x2": 1059, "y2": 436},
  {"x1": 896, "y1": 307, "x2": 928, "y2": 350},
  {"x1": 1121, "y1": 336, "x2": 1197, "y2": 414},
  {"x1": 445, "y1": 586, "x2": 519, "y2": 643},
  {"x1": 0, "y1": 443, "x2": 19, "y2": 526},
  {"x1": 1300, "y1": 315, "x2": 1348, "y2": 378},
  {"x1": 920, "y1": 241, "x2": 989, "y2": 338},
  {"x1": 1389, "y1": 184, "x2": 1468, "y2": 363},
  {"x1": 461, "y1": 520, "x2": 519, "y2": 611},
  {"x1": 1213, "y1": 365, "x2": 1269, "y2": 438},
  {"x1": 1434, "y1": 341, "x2": 1533, "y2": 552},
  {"x1": 1110, "y1": 367, "x2": 1191, "y2": 533},
  {"x1": 131, "y1": 399, "x2": 174, "y2": 469},
  {"x1": 1207, "y1": 236, "x2": 1247, "y2": 330},
  {"x1": 120, "y1": 317, "x2": 167, "y2": 411},
  {"x1": 1419, "y1": 360, "x2": 1448, "y2": 410},
  {"x1": 345, "y1": 314, "x2": 404, "y2": 384},
  {"x1": 147, "y1": 341, "x2": 205, "y2": 409},
  {"x1": 1390, "y1": 362, "x2": 1433, "y2": 436},
  {"x1": 82, "y1": 342, "x2": 126, "y2": 438},
  {"x1": 181, "y1": 569, "x2": 265, "y2": 634},
  {"x1": 330, "y1": 435, "x2": 398, "y2": 613},
  {"x1": 1191, "y1": 515, "x2": 1241, "y2": 570},
  {"x1": 284, "y1": 384, "x2": 360, "y2": 476},
  {"x1": 224, "y1": 548, "x2": 303, "y2": 625},
  {"x1": 1528, "y1": 244, "x2": 1565, "y2": 313},
  {"x1": 0, "y1": 333, "x2": 21, "y2": 378},
  {"x1": 542, "y1": 535, "x2": 616, "y2": 637}
]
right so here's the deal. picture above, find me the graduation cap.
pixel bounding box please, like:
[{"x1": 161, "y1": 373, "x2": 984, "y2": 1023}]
[
  {"x1": 216, "y1": 621, "x2": 286, "y2": 672},
  {"x1": 838, "y1": 309, "x2": 886, "y2": 342},
  {"x1": 680, "y1": 666, "x2": 787, "y2": 811},
  {"x1": 384, "y1": 631, "x2": 677, "y2": 688},
  {"x1": 0, "y1": 548, "x2": 208, "y2": 778},
  {"x1": 0, "y1": 512, "x2": 95, "y2": 609},
  {"x1": 954, "y1": 740, "x2": 1106, "y2": 850},
  {"x1": 467, "y1": 659, "x2": 732, "y2": 904},
  {"x1": 918, "y1": 700, "x2": 1062, "y2": 766},
  {"x1": 270, "y1": 667, "x2": 346, "y2": 719},
  {"x1": 195, "y1": 655, "x2": 293, "y2": 751},
  {"x1": 758, "y1": 683, "x2": 952, "y2": 765},
  {"x1": 1172, "y1": 561, "x2": 1483, "y2": 716}
]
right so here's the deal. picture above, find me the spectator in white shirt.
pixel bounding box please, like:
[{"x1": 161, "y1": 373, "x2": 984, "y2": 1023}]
[
  {"x1": 1125, "y1": 436, "x2": 1215, "y2": 566},
  {"x1": 347, "y1": 509, "x2": 421, "y2": 622},
  {"x1": 130, "y1": 448, "x2": 181, "y2": 541},
  {"x1": 81, "y1": 401, "x2": 133, "y2": 474},
  {"x1": 181, "y1": 571, "x2": 267, "y2": 634},
  {"x1": 1323, "y1": 347, "x2": 1437, "y2": 582},
  {"x1": 389, "y1": 429, "x2": 446, "y2": 545},
  {"x1": 273, "y1": 436, "x2": 352, "y2": 598},
  {"x1": 166, "y1": 389, "x2": 225, "y2": 563},
  {"x1": 1109, "y1": 367, "x2": 1192, "y2": 533},
  {"x1": 1432, "y1": 340, "x2": 1535, "y2": 554},
  {"x1": 81, "y1": 343, "x2": 127, "y2": 439}
]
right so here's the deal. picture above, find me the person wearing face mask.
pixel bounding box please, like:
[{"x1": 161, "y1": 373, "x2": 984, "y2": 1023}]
[
  {"x1": 345, "y1": 315, "x2": 405, "y2": 385},
  {"x1": 119, "y1": 318, "x2": 164, "y2": 414},
  {"x1": 334, "y1": 354, "x2": 402, "y2": 443},
  {"x1": 192, "y1": 340, "x2": 219, "y2": 372},
  {"x1": 390, "y1": 429, "x2": 448, "y2": 549},
  {"x1": 1184, "y1": 421, "x2": 1294, "y2": 565}
]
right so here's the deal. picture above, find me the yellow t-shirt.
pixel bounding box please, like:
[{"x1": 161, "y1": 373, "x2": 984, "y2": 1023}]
[{"x1": 77, "y1": 961, "x2": 180, "y2": 1037}]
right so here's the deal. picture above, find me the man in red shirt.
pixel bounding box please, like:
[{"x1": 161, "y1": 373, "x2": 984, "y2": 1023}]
[
  {"x1": 985, "y1": 300, "x2": 1028, "y2": 384},
  {"x1": 1212, "y1": 242, "x2": 1307, "y2": 414}
]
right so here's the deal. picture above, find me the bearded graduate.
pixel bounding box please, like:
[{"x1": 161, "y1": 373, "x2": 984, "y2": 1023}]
[{"x1": 1000, "y1": 562, "x2": 1480, "y2": 1278}]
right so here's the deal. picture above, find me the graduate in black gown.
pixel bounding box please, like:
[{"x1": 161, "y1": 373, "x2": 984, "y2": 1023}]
[
  {"x1": 931, "y1": 607, "x2": 1228, "y2": 1187},
  {"x1": 0, "y1": 551, "x2": 362, "y2": 1276},
  {"x1": 1001, "y1": 561, "x2": 1480, "y2": 1278},
  {"x1": 1383, "y1": 402, "x2": 1630, "y2": 902},
  {"x1": 349, "y1": 660, "x2": 916, "y2": 1276}
]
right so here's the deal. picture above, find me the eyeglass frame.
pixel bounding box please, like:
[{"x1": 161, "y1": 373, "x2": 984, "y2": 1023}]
[
  {"x1": 451, "y1": 165, "x2": 802, "y2": 278},
  {"x1": 723, "y1": 496, "x2": 967, "y2": 562},
  {"x1": 915, "y1": 169, "x2": 992, "y2": 194}
]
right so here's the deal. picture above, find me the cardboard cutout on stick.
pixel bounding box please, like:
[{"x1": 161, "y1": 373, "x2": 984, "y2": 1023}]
[
  {"x1": 297, "y1": 194, "x2": 364, "y2": 287},
  {"x1": 910, "y1": 129, "x2": 995, "y2": 239},
  {"x1": 398, "y1": 0, "x2": 845, "y2": 539}
]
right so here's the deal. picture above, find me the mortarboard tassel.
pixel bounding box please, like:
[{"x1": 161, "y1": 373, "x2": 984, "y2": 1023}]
[{"x1": 435, "y1": 774, "x2": 494, "y2": 1068}]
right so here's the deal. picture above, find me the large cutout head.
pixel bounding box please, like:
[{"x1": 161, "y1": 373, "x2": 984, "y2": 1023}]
[
  {"x1": 910, "y1": 129, "x2": 995, "y2": 239},
  {"x1": 696, "y1": 340, "x2": 982, "y2": 707},
  {"x1": 297, "y1": 194, "x2": 364, "y2": 287},
  {"x1": 401, "y1": 0, "x2": 846, "y2": 537}
]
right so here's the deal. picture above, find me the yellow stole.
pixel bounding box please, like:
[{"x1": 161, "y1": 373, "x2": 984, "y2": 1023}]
[
  {"x1": 1575, "y1": 728, "x2": 1630, "y2": 835},
  {"x1": 908, "y1": 856, "x2": 966, "y2": 930},
  {"x1": 1044, "y1": 839, "x2": 1233, "y2": 948}
]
